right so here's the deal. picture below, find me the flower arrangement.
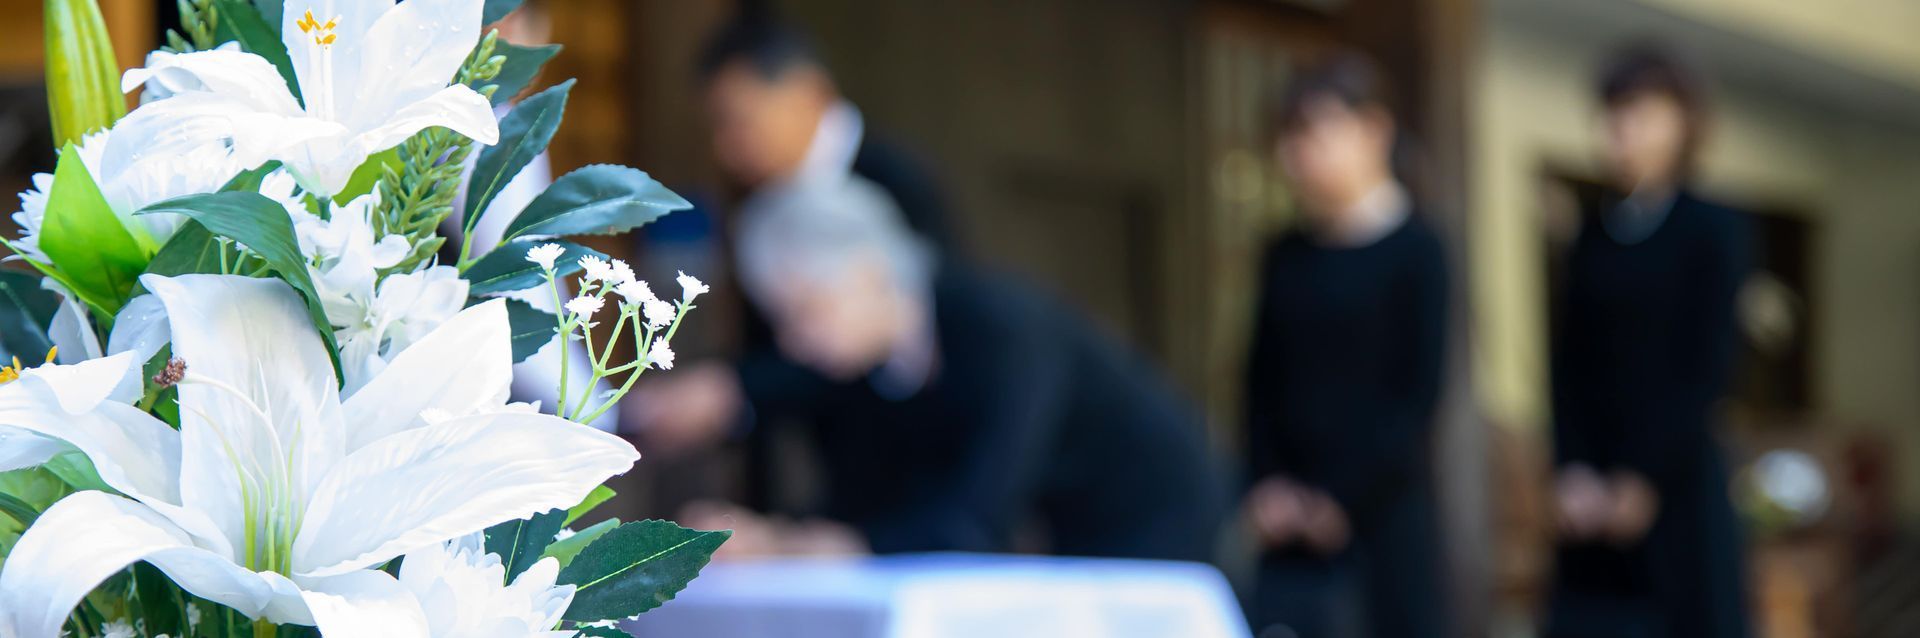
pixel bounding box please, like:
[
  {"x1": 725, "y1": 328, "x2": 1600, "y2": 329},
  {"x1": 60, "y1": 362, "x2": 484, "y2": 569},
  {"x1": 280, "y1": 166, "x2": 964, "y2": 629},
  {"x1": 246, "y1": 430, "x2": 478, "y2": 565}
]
[{"x1": 0, "y1": 0, "x2": 729, "y2": 635}]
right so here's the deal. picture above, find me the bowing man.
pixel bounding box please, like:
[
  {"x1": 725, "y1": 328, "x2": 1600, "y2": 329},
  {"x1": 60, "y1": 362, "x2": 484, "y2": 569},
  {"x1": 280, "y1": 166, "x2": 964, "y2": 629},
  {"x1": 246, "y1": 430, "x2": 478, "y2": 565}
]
[{"x1": 676, "y1": 176, "x2": 1226, "y2": 562}]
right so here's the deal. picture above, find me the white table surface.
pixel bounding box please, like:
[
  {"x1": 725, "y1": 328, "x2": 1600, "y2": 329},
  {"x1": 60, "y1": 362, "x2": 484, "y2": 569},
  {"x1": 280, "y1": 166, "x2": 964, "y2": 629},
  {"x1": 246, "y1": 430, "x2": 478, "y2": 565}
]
[{"x1": 620, "y1": 553, "x2": 1251, "y2": 638}]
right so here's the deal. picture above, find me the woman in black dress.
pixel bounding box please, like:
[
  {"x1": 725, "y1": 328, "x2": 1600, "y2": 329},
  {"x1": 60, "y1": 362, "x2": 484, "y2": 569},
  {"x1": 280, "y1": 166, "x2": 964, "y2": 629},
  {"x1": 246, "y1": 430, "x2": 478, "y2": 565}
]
[
  {"x1": 1546, "y1": 45, "x2": 1752, "y2": 638},
  {"x1": 1242, "y1": 52, "x2": 1449, "y2": 638}
]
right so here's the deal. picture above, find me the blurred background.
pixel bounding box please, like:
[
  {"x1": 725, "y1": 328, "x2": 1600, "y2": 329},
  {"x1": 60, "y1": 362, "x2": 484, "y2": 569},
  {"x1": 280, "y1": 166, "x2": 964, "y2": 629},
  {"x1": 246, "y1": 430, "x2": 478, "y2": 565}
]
[{"x1": 4, "y1": 0, "x2": 1920, "y2": 636}]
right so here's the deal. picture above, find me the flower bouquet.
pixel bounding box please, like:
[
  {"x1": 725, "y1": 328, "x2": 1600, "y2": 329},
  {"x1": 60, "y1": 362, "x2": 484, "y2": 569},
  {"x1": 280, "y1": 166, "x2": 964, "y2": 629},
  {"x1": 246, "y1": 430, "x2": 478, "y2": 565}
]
[{"x1": 0, "y1": 0, "x2": 728, "y2": 635}]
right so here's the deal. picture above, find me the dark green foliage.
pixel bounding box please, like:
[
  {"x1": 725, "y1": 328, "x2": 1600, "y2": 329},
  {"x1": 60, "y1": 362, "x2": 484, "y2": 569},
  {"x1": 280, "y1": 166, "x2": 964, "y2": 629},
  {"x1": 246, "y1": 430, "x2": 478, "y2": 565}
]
[
  {"x1": 558, "y1": 520, "x2": 730, "y2": 621},
  {"x1": 502, "y1": 165, "x2": 691, "y2": 242},
  {"x1": 483, "y1": 508, "x2": 566, "y2": 583}
]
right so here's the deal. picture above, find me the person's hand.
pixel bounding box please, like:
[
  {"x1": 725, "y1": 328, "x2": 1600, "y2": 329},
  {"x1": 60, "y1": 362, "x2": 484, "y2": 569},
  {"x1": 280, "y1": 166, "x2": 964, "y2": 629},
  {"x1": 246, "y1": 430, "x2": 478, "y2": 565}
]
[
  {"x1": 679, "y1": 501, "x2": 872, "y2": 560},
  {"x1": 1298, "y1": 490, "x2": 1351, "y2": 555},
  {"x1": 679, "y1": 500, "x2": 779, "y2": 561},
  {"x1": 1604, "y1": 471, "x2": 1659, "y2": 545},
  {"x1": 1248, "y1": 476, "x2": 1309, "y2": 547},
  {"x1": 1555, "y1": 464, "x2": 1611, "y2": 541},
  {"x1": 625, "y1": 360, "x2": 744, "y2": 455},
  {"x1": 783, "y1": 519, "x2": 871, "y2": 557}
]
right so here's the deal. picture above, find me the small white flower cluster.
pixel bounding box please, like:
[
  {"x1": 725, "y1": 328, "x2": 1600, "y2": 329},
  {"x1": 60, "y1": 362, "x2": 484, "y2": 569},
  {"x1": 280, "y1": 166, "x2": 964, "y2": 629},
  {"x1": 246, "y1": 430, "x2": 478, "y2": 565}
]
[{"x1": 527, "y1": 243, "x2": 705, "y2": 423}]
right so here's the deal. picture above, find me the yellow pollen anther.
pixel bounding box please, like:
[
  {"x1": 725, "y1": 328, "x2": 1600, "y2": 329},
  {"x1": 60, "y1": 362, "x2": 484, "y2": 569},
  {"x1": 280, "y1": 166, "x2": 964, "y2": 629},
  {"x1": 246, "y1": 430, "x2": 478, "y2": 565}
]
[
  {"x1": 298, "y1": 10, "x2": 341, "y2": 47},
  {"x1": 0, "y1": 347, "x2": 51, "y2": 385}
]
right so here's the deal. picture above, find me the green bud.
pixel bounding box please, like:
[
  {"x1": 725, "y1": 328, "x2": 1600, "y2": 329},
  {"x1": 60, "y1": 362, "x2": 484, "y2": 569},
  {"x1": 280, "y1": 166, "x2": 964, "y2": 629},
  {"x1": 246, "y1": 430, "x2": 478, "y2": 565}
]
[{"x1": 44, "y1": 0, "x2": 127, "y2": 147}]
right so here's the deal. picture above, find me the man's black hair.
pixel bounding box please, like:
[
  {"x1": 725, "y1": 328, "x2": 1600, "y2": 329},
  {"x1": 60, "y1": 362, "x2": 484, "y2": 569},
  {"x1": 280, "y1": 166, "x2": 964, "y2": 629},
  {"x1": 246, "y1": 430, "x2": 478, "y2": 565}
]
[
  {"x1": 1267, "y1": 50, "x2": 1393, "y2": 140},
  {"x1": 1596, "y1": 41, "x2": 1710, "y2": 177},
  {"x1": 695, "y1": 12, "x2": 823, "y2": 83}
]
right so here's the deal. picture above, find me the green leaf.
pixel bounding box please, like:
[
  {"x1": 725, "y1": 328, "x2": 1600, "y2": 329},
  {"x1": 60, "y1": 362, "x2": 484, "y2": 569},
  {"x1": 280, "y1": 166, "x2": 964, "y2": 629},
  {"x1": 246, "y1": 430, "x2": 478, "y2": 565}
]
[
  {"x1": 463, "y1": 239, "x2": 600, "y2": 296},
  {"x1": 335, "y1": 149, "x2": 398, "y2": 206},
  {"x1": 543, "y1": 517, "x2": 618, "y2": 569},
  {"x1": 566, "y1": 485, "x2": 616, "y2": 527},
  {"x1": 253, "y1": 0, "x2": 283, "y2": 36},
  {"x1": 489, "y1": 42, "x2": 561, "y2": 106},
  {"x1": 0, "y1": 493, "x2": 39, "y2": 528},
  {"x1": 484, "y1": 508, "x2": 566, "y2": 583},
  {"x1": 498, "y1": 297, "x2": 557, "y2": 364},
  {"x1": 503, "y1": 165, "x2": 691, "y2": 242},
  {"x1": 131, "y1": 563, "x2": 185, "y2": 636},
  {"x1": 39, "y1": 143, "x2": 151, "y2": 315},
  {"x1": 43, "y1": 451, "x2": 110, "y2": 493},
  {"x1": 0, "y1": 270, "x2": 60, "y2": 364},
  {"x1": 574, "y1": 625, "x2": 628, "y2": 638},
  {"x1": 44, "y1": 0, "x2": 124, "y2": 146},
  {"x1": 212, "y1": 0, "x2": 303, "y2": 104},
  {"x1": 466, "y1": 79, "x2": 573, "y2": 239},
  {"x1": 0, "y1": 468, "x2": 70, "y2": 561},
  {"x1": 141, "y1": 221, "x2": 226, "y2": 279},
  {"x1": 558, "y1": 520, "x2": 730, "y2": 621},
  {"x1": 220, "y1": 161, "x2": 282, "y2": 194},
  {"x1": 139, "y1": 192, "x2": 344, "y2": 380},
  {"x1": 482, "y1": 0, "x2": 525, "y2": 25}
]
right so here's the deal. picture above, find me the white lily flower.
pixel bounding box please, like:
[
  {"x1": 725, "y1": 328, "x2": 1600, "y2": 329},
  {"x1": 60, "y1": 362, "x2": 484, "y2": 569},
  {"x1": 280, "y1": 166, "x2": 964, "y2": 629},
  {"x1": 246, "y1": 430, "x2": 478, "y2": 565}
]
[
  {"x1": 290, "y1": 186, "x2": 410, "y2": 311},
  {"x1": 525, "y1": 243, "x2": 565, "y2": 272},
  {"x1": 0, "y1": 274, "x2": 638, "y2": 636},
  {"x1": 10, "y1": 111, "x2": 250, "y2": 259},
  {"x1": 676, "y1": 271, "x2": 708, "y2": 303},
  {"x1": 396, "y1": 534, "x2": 578, "y2": 638},
  {"x1": 0, "y1": 290, "x2": 171, "y2": 476},
  {"x1": 334, "y1": 266, "x2": 470, "y2": 394},
  {"x1": 120, "y1": 0, "x2": 500, "y2": 198}
]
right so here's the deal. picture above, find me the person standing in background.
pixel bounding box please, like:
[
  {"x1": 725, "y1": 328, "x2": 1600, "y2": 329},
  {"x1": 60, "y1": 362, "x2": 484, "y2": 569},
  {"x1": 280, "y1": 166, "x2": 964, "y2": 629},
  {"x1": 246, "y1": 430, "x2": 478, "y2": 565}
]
[
  {"x1": 631, "y1": 12, "x2": 958, "y2": 453},
  {"x1": 1241, "y1": 52, "x2": 1448, "y2": 638},
  {"x1": 1546, "y1": 45, "x2": 1752, "y2": 638}
]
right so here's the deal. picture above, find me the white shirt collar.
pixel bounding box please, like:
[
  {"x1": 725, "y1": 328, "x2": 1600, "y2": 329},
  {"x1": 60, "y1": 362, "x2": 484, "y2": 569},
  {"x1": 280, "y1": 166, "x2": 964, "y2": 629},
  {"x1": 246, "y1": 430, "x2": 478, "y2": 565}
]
[
  {"x1": 792, "y1": 99, "x2": 865, "y2": 188},
  {"x1": 1313, "y1": 180, "x2": 1410, "y2": 248},
  {"x1": 738, "y1": 100, "x2": 866, "y2": 218}
]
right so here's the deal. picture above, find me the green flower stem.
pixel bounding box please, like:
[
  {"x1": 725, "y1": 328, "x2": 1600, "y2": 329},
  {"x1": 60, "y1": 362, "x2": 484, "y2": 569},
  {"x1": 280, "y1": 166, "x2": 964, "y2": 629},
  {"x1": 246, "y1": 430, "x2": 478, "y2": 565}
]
[
  {"x1": 594, "y1": 310, "x2": 629, "y2": 371},
  {"x1": 578, "y1": 303, "x2": 691, "y2": 424},
  {"x1": 547, "y1": 269, "x2": 573, "y2": 420}
]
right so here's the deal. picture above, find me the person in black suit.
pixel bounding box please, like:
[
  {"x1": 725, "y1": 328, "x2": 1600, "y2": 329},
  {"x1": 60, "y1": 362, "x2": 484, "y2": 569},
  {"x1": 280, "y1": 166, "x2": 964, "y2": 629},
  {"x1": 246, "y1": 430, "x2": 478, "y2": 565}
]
[
  {"x1": 632, "y1": 13, "x2": 960, "y2": 509},
  {"x1": 1240, "y1": 53, "x2": 1449, "y2": 638},
  {"x1": 1545, "y1": 45, "x2": 1752, "y2": 638},
  {"x1": 674, "y1": 177, "x2": 1225, "y2": 561},
  {"x1": 695, "y1": 13, "x2": 956, "y2": 252}
]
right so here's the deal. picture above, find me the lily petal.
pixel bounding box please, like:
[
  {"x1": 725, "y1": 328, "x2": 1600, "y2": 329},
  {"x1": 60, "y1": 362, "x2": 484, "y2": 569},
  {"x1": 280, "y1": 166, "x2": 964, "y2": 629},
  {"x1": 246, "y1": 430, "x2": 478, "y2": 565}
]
[
  {"x1": 339, "y1": 299, "x2": 511, "y2": 450},
  {"x1": 287, "y1": 82, "x2": 496, "y2": 198},
  {"x1": 347, "y1": 0, "x2": 482, "y2": 131},
  {"x1": 298, "y1": 570, "x2": 431, "y2": 638},
  {"x1": 0, "y1": 492, "x2": 285, "y2": 637},
  {"x1": 350, "y1": 82, "x2": 499, "y2": 155},
  {"x1": 47, "y1": 294, "x2": 103, "y2": 365},
  {"x1": 0, "y1": 429, "x2": 64, "y2": 474},
  {"x1": 140, "y1": 274, "x2": 345, "y2": 553},
  {"x1": 283, "y1": 0, "x2": 393, "y2": 115},
  {"x1": 0, "y1": 355, "x2": 180, "y2": 504},
  {"x1": 16, "y1": 352, "x2": 140, "y2": 415},
  {"x1": 293, "y1": 410, "x2": 639, "y2": 577},
  {"x1": 121, "y1": 49, "x2": 304, "y2": 116},
  {"x1": 107, "y1": 293, "x2": 171, "y2": 364}
]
